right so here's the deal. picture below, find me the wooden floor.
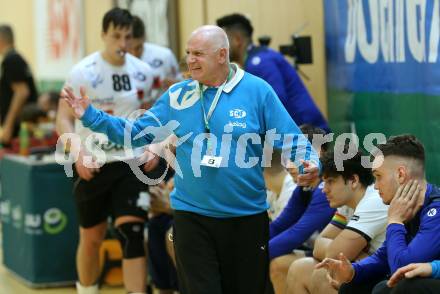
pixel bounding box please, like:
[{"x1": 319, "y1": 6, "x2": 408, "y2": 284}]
[
  {"x1": 0, "y1": 225, "x2": 167, "y2": 294},
  {"x1": 0, "y1": 223, "x2": 126, "y2": 294},
  {"x1": 0, "y1": 261, "x2": 124, "y2": 294}
]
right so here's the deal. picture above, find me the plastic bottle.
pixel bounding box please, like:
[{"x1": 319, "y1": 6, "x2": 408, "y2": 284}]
[{"x1": 19, "y1": 122, "x2": 30, "y2": 156}]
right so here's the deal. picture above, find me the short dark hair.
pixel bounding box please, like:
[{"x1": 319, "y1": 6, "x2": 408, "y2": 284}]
[
  {"x1": 216, "y1": 13, "x2": 253, "y2": 38},
  {"x1": 102, "y1": 7, "x2": 133, "y2": 33},
  {"x1": 0, "y1": 24, "x2": 14, "y2": 44},
  {"x1": 21, "y1": 103, "x2": 46, "y2": 123},
  {"x1": 132, "y1": 15, "x2": 145, "y2": 39},
  {"x1": 321, "y1": 146, "x2": 374, "y2": 187},
  {"x1": 376, "y1": 134, "x2": 425, "y2": 167},
  {"x1": 47, "y1": 91, "x2": 60, "y2": 107},
  {"x1": 299, "y1": 124, "x2": 330, "y2": 153}
]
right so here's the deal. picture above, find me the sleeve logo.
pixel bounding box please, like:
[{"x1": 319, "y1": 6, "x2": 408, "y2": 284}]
[{"x1": 427, "y1": 208, "x2": 437, "y2": 217}]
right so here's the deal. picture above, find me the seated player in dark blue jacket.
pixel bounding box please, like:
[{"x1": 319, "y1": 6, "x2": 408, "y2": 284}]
[
  {"x1": 268, "y1": 125, "x2": 335, "y2": 293},
  {"x1": 216, "y1": 13, "x2": 330, "y2": 133},
  {"x1": 316, "y1": 134, "x2": 440, "y2": 294}
]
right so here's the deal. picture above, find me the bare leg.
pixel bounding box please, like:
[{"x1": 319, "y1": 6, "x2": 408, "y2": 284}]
[
  {"x1": 286, "y1": 257, "x2": 318, "y2": 294},
  {"x1": 270, "y1": 251, "x2": 305, "y2": 294},
  {"x1": 116, "y1": 216, "x2": 147, "y2": 293},
  {"x1": 310, "y1": 268, "x2": 337, "y2": 294},
  {"x1": 76, "y1": 222, "x2": 107, "y2": 286}
]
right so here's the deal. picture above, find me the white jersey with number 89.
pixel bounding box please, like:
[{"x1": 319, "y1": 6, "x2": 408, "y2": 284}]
[{"x1": 65, "y1": 51, "x2": 153, "y2": 162}]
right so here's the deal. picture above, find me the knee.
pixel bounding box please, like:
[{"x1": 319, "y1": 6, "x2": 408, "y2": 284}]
[
  {"x1": 310, "y1": 268, "x2": 330, "y2": 292},
  {"x1": 392, "y1": 278, "x2": 424, "y2": 294},
  {"x1": 286, "y1": 258, "x2": 316, "y2": 289},
  {"x1": 286, "y1": 259, "x2": 302, "y2": 291},
  {"x1": 115, "y1": 222, "x2": 145, "y2": 259},
  {"x1": 269, "y1": 257, "x2": 285, "y2": 279},
  {"x1": 286, "y1": 258, "x2": 304, "y2": 286},
  {"x1": 80, "y1": 236, "x2": 103, "y2": 250},
  {"x1": 287, "y1": 257, "x2": 311, "y2": 279},
  {"x1": 371, "y1": 280, "x2": 393, "y2": 294},
  {"x1": 79, "y1": 227, "x2": 106, "y2": 251}
]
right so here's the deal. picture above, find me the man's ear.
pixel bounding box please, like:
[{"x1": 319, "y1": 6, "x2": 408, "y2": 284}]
[
  {"x1": 351, "y1": 174, "x2": 360, "y2": 190},
  {"x1": 397, "y1": 166, "x2": 407, "y2": 184},
  {"x1": 233, "y1": 33, "x2": 242, "y2": 45},
  {"x1": 218, "y1": 48, "x2": 228, "y2": 64}
]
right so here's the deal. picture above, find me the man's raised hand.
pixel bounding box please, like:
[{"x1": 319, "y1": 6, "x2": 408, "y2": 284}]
[{"x1": 61, "y1": 86, "x2": 90, "y2": 119}]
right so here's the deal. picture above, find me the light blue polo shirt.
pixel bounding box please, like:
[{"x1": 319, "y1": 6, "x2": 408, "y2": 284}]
[{"x1": 81, "y1": 65, "x2": 319, "y2": 217}]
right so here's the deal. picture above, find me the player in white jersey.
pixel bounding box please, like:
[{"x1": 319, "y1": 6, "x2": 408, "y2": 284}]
[
  {"x1": 56, "y1": 8, "x2": 153, "y2": 294},
  {"x1": 130, "y1": 16, "x2": 181, "y2": 107}
]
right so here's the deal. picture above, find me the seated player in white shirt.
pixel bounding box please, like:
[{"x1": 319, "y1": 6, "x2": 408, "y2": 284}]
[{"x1": 285, "y1": 145, "x2": 388, "y2": 294}]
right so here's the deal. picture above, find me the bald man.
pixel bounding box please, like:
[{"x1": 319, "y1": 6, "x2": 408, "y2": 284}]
[{"x1": 61, "y1": 25, "x2": 320, "y2": 294}]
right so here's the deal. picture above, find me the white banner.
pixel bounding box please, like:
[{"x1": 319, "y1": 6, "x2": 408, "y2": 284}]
[
  {"x1": 117, "y1": 0, "x2": 169, "y2": 47},
  {"x1": 34, "y1": 0, "x2": 84, "y2": 80}
]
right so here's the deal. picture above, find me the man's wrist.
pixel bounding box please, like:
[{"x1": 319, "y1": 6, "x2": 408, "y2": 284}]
[
  {"x1": 430, "y1": 260, "x2": 440, "y2": 278},
  {"x1": 80, "y1": 104, "x2": 94, "y2": 125},
  {"x1": 388, "y1": 219, "x2": 404, "y2": 226},
  {"x1": 346, "y1": 266, "x2": 355, "y2": 283}
]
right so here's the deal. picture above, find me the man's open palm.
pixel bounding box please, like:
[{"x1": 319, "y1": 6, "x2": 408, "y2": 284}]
[{"x1": 62, "y1": 86, "x2": 90, "y2": 119}]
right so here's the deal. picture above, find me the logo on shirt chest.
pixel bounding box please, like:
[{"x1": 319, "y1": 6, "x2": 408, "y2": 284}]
[
  {"x1": 91, "y1": 74, "x2": 104, "y2": 88},
  {"x1": 133, "y1": 71, "x2": 146, "y2": 82},
  {"x1": 149, "y1": 59, "x2": 164, "y2": 68},
  {"x1": 169, "y1": 81, "x2": 199, "y2": 110},
  {"x1": 227, "y1": 108, "x2": 247, "y2": 129},
  {"x1": 229, "y1": 109, "x2": 247, "y2": 119}
]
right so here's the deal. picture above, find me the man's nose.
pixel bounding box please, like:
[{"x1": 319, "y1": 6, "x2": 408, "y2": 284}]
[
  {"x1": 187, "y1": 54, "x2": 196, "y2": 64},
  {"x1": 120, "y1": 39, "x2": 129, "y2": 50}
]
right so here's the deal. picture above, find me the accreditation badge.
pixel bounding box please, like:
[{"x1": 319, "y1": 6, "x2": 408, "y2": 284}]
[{"x1": 201, "y1": 155, "x2": 223, "y2": 168}]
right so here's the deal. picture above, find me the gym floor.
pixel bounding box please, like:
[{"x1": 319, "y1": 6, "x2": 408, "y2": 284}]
[
  {"x1": 0, "y1": 258, "x2": 124, "y2": 294},
  {"x1": 0, "y1": 225, "x2": 125, "y2": 294}
]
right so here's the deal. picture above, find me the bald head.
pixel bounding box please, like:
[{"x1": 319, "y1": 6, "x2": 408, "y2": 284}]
[
  {"x1": 186, "y1": 25, "x2": 232, "y2": 86},
  {"x1": 189, "y1": 25, "x2": 229, "y2": 54}
]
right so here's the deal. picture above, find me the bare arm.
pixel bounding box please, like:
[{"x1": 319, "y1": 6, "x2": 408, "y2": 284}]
[
  {"x1": 1, "y1": 82, "x2": 29, "y2": 143},
  {"x1": 313, "y1": 224, "x2": 342, "y2": 261},
  {"x1": 325, "y1": 229, "x2": 368, "y2": 260},
  {"x1": 56, "y1": 97, "x2": 98, "y2": 180},
  {"x1": 55, "y1": 98, "x2": 77, "y2": 151}
]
